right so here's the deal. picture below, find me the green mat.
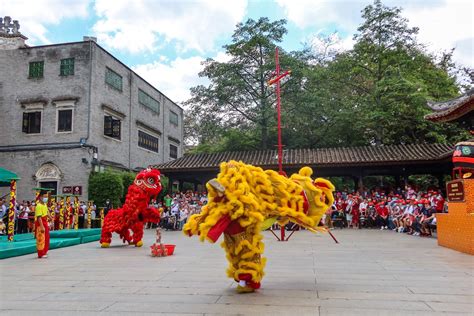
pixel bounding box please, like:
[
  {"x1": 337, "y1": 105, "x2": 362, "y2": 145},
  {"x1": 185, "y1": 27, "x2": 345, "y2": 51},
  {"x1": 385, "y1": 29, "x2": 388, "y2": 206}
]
[
  {"x1": 81, "y1": 234, "x2": 101, "y2": 243},
  {"x1": 0, "y1": 234, "x2": 34, "y2": 242},
  {"x1": 0, "y1": 240, "x2": 37, "y2": 259},
  {"x1": 0, "y1": 229, "x2": 102, "y2": 259},
  {"x1": 50, "y1": 228, "x2": 102, "y2": 238},
  {"x1": 50, "y1": 237, "x2": 81, "y2": 248}
]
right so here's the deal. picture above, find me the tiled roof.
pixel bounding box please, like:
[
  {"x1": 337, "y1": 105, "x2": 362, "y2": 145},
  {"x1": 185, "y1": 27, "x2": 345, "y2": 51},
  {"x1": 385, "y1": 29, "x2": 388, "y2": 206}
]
[
  {"x1": 425, "y1": 89, "x2": 474, "y2": 122},
  {"x1": 155, "y1": 144, "x2": 453, "y2": 171}
]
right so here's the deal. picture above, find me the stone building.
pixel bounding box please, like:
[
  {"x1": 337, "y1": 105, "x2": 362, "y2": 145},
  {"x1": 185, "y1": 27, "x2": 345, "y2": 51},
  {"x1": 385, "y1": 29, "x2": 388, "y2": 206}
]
[{"x1": 0, "y1": 17, "x2": 184, "y2": 200}]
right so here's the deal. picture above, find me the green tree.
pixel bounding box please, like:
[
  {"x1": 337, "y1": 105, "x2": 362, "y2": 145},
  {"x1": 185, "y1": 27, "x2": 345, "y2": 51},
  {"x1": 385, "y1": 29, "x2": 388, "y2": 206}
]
[
  {"x1": 186, "y1": 17, "x2": 296, "y2": 150},
  {"x1": 88, "y1": 172, "x2": 123, "y2": 208},
  {"x1": 120, "y1": 172, "x2": 136, "y2": 204},
  {"x1": 322, "y1": 0, "x2": 464, "y2": 145}
]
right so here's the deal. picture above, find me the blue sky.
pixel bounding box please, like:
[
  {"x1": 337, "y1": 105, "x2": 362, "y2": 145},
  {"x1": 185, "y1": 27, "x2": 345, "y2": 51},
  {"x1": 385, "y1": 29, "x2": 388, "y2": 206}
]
[{"x1": 2, "y1": 0, "x2": 472, "y2": 103}]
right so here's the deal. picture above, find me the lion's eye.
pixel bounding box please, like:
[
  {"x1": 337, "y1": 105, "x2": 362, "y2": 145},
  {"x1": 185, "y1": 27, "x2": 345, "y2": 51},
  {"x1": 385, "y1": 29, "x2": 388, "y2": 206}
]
[{"x1": 148, "y1": 178, "x2": 155, "y2": 184}]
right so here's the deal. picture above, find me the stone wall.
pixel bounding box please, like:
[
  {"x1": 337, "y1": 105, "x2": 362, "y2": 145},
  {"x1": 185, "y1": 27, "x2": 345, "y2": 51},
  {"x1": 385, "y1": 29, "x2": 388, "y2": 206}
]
[{"x1": 0, "y1": 147, "x2": 93, "y2": 201}]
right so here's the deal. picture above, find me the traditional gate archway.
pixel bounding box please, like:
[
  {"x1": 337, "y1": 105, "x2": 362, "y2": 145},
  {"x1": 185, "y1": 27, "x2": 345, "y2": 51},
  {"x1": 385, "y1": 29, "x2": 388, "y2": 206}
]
[{"x1": 35, "y1": 163, "x2": 62, "y2": 195}]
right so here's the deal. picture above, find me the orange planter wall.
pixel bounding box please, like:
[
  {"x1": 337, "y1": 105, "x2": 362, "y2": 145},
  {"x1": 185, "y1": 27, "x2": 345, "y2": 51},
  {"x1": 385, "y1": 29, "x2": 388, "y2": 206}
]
[{"x1": 437, "y1": 179, "x2": 474, "y2": 255}]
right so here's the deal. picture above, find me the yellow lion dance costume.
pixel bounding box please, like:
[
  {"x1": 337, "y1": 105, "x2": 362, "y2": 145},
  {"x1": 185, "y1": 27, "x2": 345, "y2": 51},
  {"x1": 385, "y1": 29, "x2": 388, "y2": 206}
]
[{"x1": 184, "y1": 161, "x2": 334, "y2": 293}]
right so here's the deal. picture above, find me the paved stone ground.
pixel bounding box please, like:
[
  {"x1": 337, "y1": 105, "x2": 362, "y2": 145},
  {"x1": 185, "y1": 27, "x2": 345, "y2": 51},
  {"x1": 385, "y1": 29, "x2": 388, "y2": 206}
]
[{"x1": 0, "y1": 229, "x2": 473, "y2": 315}]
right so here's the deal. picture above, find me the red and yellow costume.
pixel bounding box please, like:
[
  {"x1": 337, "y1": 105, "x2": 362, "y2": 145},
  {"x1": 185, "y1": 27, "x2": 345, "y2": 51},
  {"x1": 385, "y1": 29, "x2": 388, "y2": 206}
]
[
  {"x1": 35, "y1": 203, "x2": 50, "y2": 258},
  {"x1": 184, "y1": 161, "x2": 335, "y2": 293},
  {"x1": 100, "y1": 168, "x2": 162, "y2": 248}
]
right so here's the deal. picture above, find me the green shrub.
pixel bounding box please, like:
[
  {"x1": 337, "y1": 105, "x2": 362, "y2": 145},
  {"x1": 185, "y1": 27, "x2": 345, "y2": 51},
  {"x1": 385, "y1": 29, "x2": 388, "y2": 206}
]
[
  {"x1": 156, "y1": 175, "x2": 169, "y2": 201},
  {"x1": 88, "y1": 172, "x2": 123, "y2": 208},
  {"x1": 121, "y1": 172, "x2": 136, "y2": 203}
]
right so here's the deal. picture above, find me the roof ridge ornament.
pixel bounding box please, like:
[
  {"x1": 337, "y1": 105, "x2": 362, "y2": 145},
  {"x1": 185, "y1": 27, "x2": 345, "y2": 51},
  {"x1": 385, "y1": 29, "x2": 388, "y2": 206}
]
[{"x1": 0, "y1": 16, "x2": 21, "y2": 35}]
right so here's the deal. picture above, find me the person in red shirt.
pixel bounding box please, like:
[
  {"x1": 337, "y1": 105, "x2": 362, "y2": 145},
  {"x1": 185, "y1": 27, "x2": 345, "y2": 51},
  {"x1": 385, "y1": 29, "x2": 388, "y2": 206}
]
[
  {"x1": 350, "y1": 197, "x2": 360, "y2": 229},
  {"x1": 375, "y1": 202, "x2": 389, "y2": 230},
  {"x1": 434, "y1": 193, "x2": 445, "y2": 213}
]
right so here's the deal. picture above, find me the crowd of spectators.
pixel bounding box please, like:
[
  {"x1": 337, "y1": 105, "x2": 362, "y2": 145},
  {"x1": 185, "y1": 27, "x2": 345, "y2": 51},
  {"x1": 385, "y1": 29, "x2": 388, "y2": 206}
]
[
  {"x1": 323, "y1": 186, "x2": 446, "y2": 237},
  {"x1": 150, "y1": 191, "x2": 207, "y2": 231},
  {"x1": 0, "y1": 198, "x2": 97, "y2": 235},
  {"x1": 1, "y1": 185, "x2": 446, "y2": 240}
]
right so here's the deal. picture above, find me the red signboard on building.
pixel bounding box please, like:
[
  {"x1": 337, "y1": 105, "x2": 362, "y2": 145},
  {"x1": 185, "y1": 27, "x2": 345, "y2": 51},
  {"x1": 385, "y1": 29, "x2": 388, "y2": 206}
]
[
  {"x1": 62, "y1": 186, "x2": 82, "y2": 195},
  {"x1": 446, "y1": 180, "x2": 464, "y2": 202}
]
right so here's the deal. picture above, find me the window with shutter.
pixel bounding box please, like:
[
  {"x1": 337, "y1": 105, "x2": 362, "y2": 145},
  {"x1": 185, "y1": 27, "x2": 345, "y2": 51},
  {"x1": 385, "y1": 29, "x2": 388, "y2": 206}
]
[
  {"x1": 170, "y1": 144, "x2": 178, "y2": 159},
  {"x1": 169, "y1": 111, "x2": 179, "y2": 126},
  {"x1": 60, "y1": 58, "x2": 75, "y2": 76},
  {"x1": 138, "y1": 89, "x2": 160, "y2": 114},
  {"x1": 104, "y1": 116, "x2": 113, "y2": 136},
  {"x1": 138, "y1": 130, "x2": 159, "y2": 153},
  {"x1": 22, "y1": 111, "x2": 41, "y2": 134},
  {"x1": 29, "y1": 61, "x2": 44, "y2": 78},
  {"x1": 104, "y1": 115, "x2": 121, "y2": 140},
  {"x1": 112, "y1": 119, "x2": 121, "y2": 139},
  {"x1": 105, "y1": 68, "x2": 123, "y2": 91},
  {"x1": 57, "y1": 109, "x2": 73, "y2": 132}
]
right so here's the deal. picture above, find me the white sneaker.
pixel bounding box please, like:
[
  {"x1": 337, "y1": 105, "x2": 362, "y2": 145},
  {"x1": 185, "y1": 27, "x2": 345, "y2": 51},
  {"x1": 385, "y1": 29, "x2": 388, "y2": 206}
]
[
  {"x1": 380, "y1": 227, "x2": 384, "y2": 230},
  {"x1": 385, "y1": 226, "x2": 388, "y2": 229}
]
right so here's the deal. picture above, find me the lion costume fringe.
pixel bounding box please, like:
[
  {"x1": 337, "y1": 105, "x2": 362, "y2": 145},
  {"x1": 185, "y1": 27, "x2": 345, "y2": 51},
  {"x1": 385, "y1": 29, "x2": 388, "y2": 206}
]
[{"x1": 184, "y1": 160, "x2": 334, "y2": 293}]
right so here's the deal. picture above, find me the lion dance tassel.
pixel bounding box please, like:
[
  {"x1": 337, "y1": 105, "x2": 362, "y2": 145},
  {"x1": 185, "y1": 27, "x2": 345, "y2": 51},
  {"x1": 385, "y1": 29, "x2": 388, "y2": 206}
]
[
  {"x1": 65, "y1": 196, "x2": 71, "y2": 229},
  {"x1": 87, "y1": 201, "x2": 92, "y2": 229},
  {"x1": 8, "y1": 180, "x2": 16, "y2": 241},
  {"x1": 74, "y1": 196, "x2": 79, "y2": 230},
  {"x1": 184, "y1": 161, "x2": 335, "y2": 293},
  {"x1": 59, "y1": 197, "x2": 64, "y2": 230},
  {"x1": 99, "y1": 168, "x2": 163, "y2": 248}
]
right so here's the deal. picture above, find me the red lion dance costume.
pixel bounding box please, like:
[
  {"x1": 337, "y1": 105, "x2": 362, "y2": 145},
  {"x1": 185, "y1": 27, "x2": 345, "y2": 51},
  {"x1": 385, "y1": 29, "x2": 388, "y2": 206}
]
[
  {"x1": 100, "y1": 168, "x2": 162, "y2": 248},
  {"x1": 184, "y1": 161, "x2": 335, "y2": 293}
]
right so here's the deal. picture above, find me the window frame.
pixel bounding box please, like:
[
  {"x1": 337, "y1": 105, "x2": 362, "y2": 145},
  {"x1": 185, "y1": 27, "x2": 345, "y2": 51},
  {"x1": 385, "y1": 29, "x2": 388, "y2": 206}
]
[
  {"x1": 103, "y1": 114, "x2": 122, "y2": 141},
  {"x1": 22, "y1": 110, "x2": 43, "y2": 135},
  {"x1": 138, "y1": 130, "x2": 160, "y2": 153},
  {"x1": 56, "y1": 108, "x2": 74, "y2": 133},
  {"x1": 105, "y1": 67, "x2": 123, "y2": 91},
  {"x1": 169, "y1": 110, "x2": 179, "y2": 126},
  {"x1": 28, "y1": 61, "x2": 44, "y2": 79},
  {"x1": 60, "y1": 58, "x2": 75, "y2": 76},
  {"x1": 169, "y1": 144, "x2": 178, "y2": 159},
  {"x1": 138, "y1": 89, "x2": 160, "y2": 114}
]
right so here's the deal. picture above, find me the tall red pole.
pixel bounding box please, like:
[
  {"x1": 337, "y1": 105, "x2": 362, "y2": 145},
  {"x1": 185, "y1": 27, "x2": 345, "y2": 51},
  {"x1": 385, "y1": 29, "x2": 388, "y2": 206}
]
[
  {"x1": 268, "y1": 47, "x2": 291, "y2": 241},
  {"x1": 275, "y1": 47, "x2": 283, "y2": 174}
]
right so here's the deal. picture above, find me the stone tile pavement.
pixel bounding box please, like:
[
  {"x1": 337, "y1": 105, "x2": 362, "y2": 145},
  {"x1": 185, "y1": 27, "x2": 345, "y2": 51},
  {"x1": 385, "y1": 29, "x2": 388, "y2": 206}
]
[{"x1": 0, "y1": 229, "x2": 472, "y2": 315}]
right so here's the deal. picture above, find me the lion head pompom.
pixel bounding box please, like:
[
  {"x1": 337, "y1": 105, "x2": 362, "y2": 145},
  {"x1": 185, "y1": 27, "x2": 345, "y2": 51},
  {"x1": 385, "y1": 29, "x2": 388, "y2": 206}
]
[{"x1": 298, "y1": 166, "x2": 313, "y2": 177}]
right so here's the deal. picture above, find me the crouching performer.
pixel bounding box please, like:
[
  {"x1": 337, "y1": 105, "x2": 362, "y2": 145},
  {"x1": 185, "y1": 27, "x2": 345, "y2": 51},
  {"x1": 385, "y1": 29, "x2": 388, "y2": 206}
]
[
  {"x1": 183, "y1": 161, "x2": 334, "y2": 293},
  {"x1": 100, "y1": 168, "x2": 162, "y2": 248}
]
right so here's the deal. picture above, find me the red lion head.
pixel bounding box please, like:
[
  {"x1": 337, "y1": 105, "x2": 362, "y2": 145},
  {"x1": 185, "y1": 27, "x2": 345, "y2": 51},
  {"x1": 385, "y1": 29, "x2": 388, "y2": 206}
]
[{"x1": 134, "y1": 167, "x2": 162, "y2": 196}]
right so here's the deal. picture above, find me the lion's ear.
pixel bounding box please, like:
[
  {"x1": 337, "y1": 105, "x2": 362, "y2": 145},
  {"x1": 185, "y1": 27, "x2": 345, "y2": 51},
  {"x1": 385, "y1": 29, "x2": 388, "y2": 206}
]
[{"x1": 298, "y1": 166, "x2": 313, "y2": 177}]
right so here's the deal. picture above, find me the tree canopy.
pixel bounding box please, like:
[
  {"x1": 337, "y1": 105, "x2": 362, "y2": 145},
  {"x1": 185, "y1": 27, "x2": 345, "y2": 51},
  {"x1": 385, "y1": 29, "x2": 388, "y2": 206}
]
[{"x1": 185, "y1": 0, "x2": 470, "y2": 153}]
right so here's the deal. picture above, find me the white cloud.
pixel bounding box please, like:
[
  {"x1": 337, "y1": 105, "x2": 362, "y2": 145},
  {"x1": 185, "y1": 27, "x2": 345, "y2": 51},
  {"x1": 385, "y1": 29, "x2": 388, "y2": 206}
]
[
  {"x1": 275, "y1": 0, "x2": 364, "y2": 31},
  {"x1": 132, "y1": 51, "x2": 233, "y2": 104},
  {"x1": 93, "y1": 0, "x2": 248, "y2": 54},
  {"x1": 404, "y1": 0, "x2": 473, "y2": 67},
  {"x1": 133, "y1": 56, "x2": 209, "y2": 104},
  {"x1": 276, "y1": 0, "x2": 473, "y2": 67},
  {"x1": 0, "y1": 0, "x2": 91, "y2": 44}
]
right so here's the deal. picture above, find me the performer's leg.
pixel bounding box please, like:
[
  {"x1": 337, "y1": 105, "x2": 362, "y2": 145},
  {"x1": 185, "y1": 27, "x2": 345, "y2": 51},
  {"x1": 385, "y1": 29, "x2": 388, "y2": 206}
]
[
  {"x1": 120, "y1": 228, "x2": 132, "y2": 244},
  {"x1": 223, "y1": 230, "x2": 266, "y2": 293},
  {"x1": 100, "y1": 218, "x2": 113, "y2": 247},
  {"x1": 43, "y1": 217, "x2": 50, "y2": 256},
  {"x1": 131, "y1": 222, "x2": 144, "y2": 247}
]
